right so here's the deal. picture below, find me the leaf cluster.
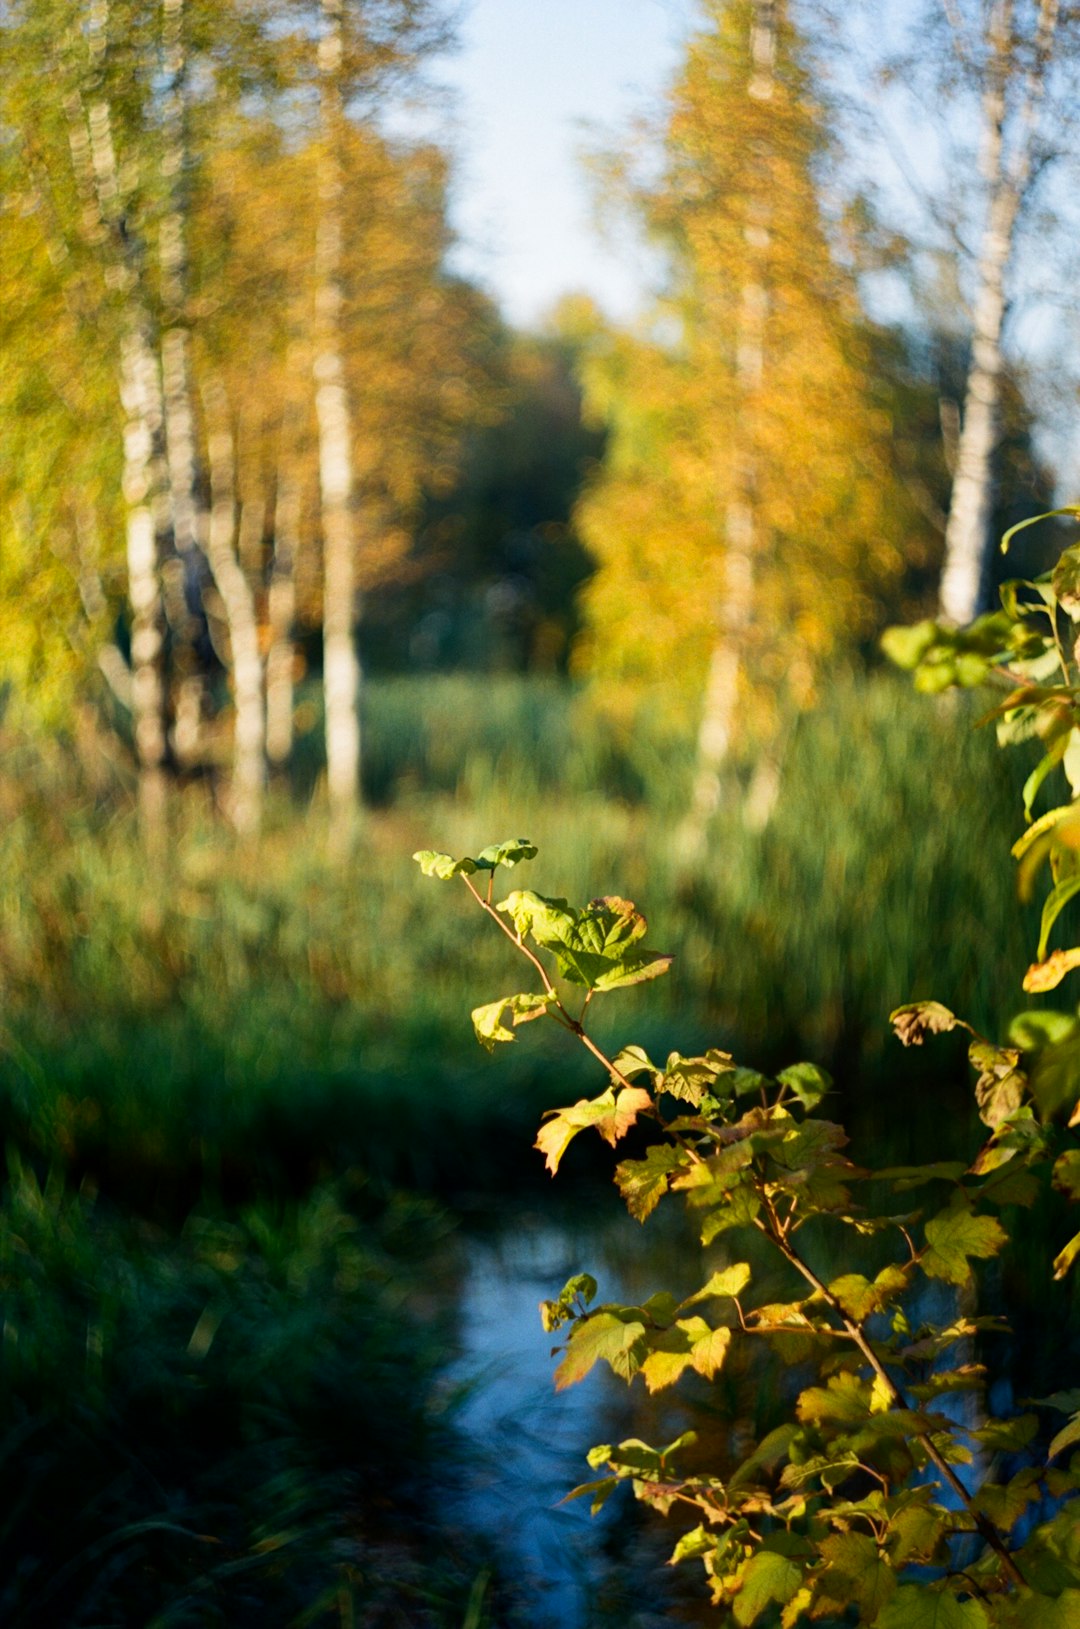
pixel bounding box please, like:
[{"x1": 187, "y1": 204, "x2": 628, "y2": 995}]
[{"x1": 415, "y1": 577, "x2": 1080, "y2": 1629}]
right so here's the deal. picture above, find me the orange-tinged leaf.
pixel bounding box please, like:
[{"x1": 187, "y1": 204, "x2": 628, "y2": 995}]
[{"x1": 1023, "y1": 947, "x2": 1080, "y2": 991}]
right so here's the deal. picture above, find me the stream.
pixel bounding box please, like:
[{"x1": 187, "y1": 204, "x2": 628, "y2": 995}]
[{"x1": 447, "y1": 1202, "x2": 710, "y2": 1626}]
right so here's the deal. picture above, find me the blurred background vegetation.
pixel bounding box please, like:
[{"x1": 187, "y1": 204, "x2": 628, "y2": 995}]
[{"x1": 1, "y1": 0, "x2": 1077, "y2": 1621}]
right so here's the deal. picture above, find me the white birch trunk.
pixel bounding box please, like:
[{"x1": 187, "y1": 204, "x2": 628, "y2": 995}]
[
  {"x1": 160, "y1": 0, "x2": 207, "y2": 764},
  {"x1": 315, "y1": 0, "x2": 361, "y2": 850},
  {"x1": 120, "y1": 327, "x2": 170, "y2": 847},
  {"x1": 203, "y1": 379, "x2": 265, "y2": 836},
  {"x1": 68, "y1": 2, "x2": 170, "y2": 848},
  {"x1": 267, "y1": 425, "x2": 302, "y2": 771},
  {"x1": 682, "y1": 0, "x2": 777, "y2": 855},
  {"x1": 938, "y1": 0, "x2": 1060, "y2": 626}
]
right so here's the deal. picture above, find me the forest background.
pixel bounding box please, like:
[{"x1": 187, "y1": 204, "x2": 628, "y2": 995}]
[{"x1": 1, "y1": 0, "x2": 1078, "y2": 1622}]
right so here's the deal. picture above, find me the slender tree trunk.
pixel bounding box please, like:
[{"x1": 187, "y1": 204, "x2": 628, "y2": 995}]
[
  {"x1": 938, "y1": 0, "x2": 1059, "y2": 625},
  {"x1": 203, "y1": 378, "x2": 265, "y2": 835},
  {"x1": 681, "y1": 0, "x2": 777, "y2": 856},
  {"x1": 267, "y1": 395, "x2": 303, "y2": 772},
  {"x1": 120, "y1": 327, "x2": 171, "y2": 849},
  {"x1": 160, "y1": 0, "x2": 207, "y2": 765},
  {"x1": 66, "y1": 3, "x2": 170, "y2": 851},
  {"x1": 314, "y1": 0, "x2": 361, "y2": 852}
]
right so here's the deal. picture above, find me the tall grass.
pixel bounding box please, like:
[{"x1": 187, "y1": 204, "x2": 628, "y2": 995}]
[
  {"x1": 0, "y1": 669, "x2": 1062, "y2": 1623},
  {"x1": 0, "y1": 671, "x2": 1044, "y2": 1198}
]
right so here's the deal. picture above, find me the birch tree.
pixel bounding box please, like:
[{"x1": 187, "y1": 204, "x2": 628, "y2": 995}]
[
  {"x1": 202, "y1": 377, "x2": 266, "y2": 834},
  {"x1": 159, "y1": 0, "x2": 209, "y2": 763},
  {"x1": 63, "y1": 0, "x2": 172, "y2": 849},
  {"x1": 935, "y1": 0, "x2": 1073, "y2": 625},
  {"x1": 574, "y1": 0, "x2": 919, "y2": 838},
  {"x1": 314, "y1": 0, "x2": 361, "y2": 851}
]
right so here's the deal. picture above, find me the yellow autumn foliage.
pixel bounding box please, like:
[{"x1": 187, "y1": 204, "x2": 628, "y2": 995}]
[{"x1": 574, "y1": 0, "x2": 928, "y2": 736}]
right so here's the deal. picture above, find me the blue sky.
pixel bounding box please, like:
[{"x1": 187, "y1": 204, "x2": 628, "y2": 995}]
[{"x1": 437, "y1": 0, "x2": 696, "y2": 327}]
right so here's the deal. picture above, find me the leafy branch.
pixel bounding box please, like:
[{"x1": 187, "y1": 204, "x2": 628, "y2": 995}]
[{"x1": 415, "y1": 831, "x2": 1079, "y2": 1624}]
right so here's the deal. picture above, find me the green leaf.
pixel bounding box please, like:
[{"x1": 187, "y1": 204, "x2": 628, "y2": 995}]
[
  {"x1": 670, "y1": 1524, "x2": 716, "y2": 1564},
  {"x1": 882, "y1": 620, "x2": 939, "y2": 670},
  {"x1": 1052, "y1": 1151, "x2": 1080, "y2": 1199},
  {"x1": 497, "y1": 891, "x2": 673, "y2": 992},
  {"x1": 732, "y1": 1549, "x2": 803, "y2": 1626},
  {"x1": 561, "y1": 1476, "x2": 617, "y2": 1514},
  {"x1": 1053, "y1": 1228, "x2": 1080, "y2": 1281},
  {"x1": 662, "y1": 1048, "x2": 734, "y2": 1105},
  {"x1": 730, "y1": 1066, "x2": 773, "y2": 1096},
  {"x1": 700, "y1": 1187, "x2": 761, "y2": 1244},
  {"x1": 1003, "y1": 1591, "x2": 1080, "y2": 1629},
  {"x1": 971, "y1": 1466, "x2": 1042, "y2": 1530},
  {"x1": 1002, "y1": 505, "x2": 1080, "y2": 556},
  {"x1": 591, "y1": 948, "x2": 674, "y2": 992},
  {"x1": 689, "y1": 1322, "x2": 732, "y2": 1380},
  {"x1": 412, "y1": 849, "x2": 477, "y2": 878},
  {"x1": 535, "y1": 1085, "x2": 654, "y2": 1175},
  {"x1": 971, "y1": 1414, "x2": 1038, "y2": 1452},
  {"x1": 797, "y1": 1371, "x2": 873, "y2": 1427},
  {"x1": 1023, "y1": 738, "x2": 1068, "y2": 821},
  {"x1": 471, "y1": 991, "x2": 555, "y2": 1050},
  {"x1": 639, "y1": 1328, "x2": 694, "y2": 1393},
  {"x1": 615, "y1": 1144, "x2": 687, "y2": 1222},
  {"x1": 875, "y1": 1584, "x2": 989, "y2": 1629},
  {"x1": 888, "y1": 1496, "x2": 948, "y2": 1565},
  {"x1": 1052, "y1": 543, "x2": 1080, "y2": 618},
  {"x1": 473, "y1": 837, "x2": 537, "y2": 870},
  {"x1": 890, "y1": 1002, "x2": 958, "y2": 1046},
  {"x1": 554, "y1": 1310, "x2": 646, "y2": 1389},
  {"x1": 827, "y1": 1264, "x2": 910, "y2": 1322},
  {"x1": 1009, "y1": 1008, "x2": 1080, "y2": 1050},
  {"x1": 776, "y1": 1060, "x2": 833, "y2": 1108},
  {"x1": 681, "y1": 1261, "x2": 752, "y2": 1307},
  {"x1": 497, "y1": 889, "x2": 577, "y2": 944},
  {"x1": 1049, "y1": 1413, "x2": 1080, "y2": 1460},
  {"x1": 1038, "y1": 875, "x2": 1080, "y2": 961},
  {"x1": 922, "y1": 1202, "x2": 1007, "y2": 1285},
  {"x1": 610, "y1": 1043, "x2": 658, "y2": 1079},
  {"x1": 1012, "y1": 803, "x2": 1078, "y2": 863},
  {"x1": 815, "y1": 1530, "x2": 897, "y2": 1620}
]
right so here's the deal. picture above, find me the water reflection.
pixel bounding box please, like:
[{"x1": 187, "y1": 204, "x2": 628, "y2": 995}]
[{"x1": 449, "y1": 1206, "x2": 701, "y2": 1627}]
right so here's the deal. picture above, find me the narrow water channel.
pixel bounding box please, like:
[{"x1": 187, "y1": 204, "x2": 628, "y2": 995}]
[{"x1": 447, "y1": 1202, "x2": 709, "y2": 1627}]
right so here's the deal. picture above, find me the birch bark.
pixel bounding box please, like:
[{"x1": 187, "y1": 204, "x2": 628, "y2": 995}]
[
  {"x1": 314, "y1": 0, "x2": 361, "y2": 850},
  {"x1": 203, "y1": 378, "x2": 265, "y2": 835},
  {"x1": 267, "y1": 374, "x2": 304, "y2": 772},
  {"x1": 938, "y1": 0, "x2": 1061, "y2": 626},
  {"x1": 160, "y1": 0, "x2": 208, "y2": 764},
  {"x1": 681, "y1": 0, "x2": 777, "y2": 855},
  {"x1": 66, "y1": 0, "x2": 170, "y2": 849}
]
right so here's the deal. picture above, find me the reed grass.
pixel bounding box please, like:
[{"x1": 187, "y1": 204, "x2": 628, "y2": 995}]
[{"x1": 0, "y1": 671, "x2": 1044, "y2": 1198}]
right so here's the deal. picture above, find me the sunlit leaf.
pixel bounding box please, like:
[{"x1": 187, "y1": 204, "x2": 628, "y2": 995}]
[
  {"x1": 554, "y1": 1310, "x2": 646, "y2": 1389},
  {"x1": 1052, "y1": 1228, "x2": 1080, "y2": 1281},
  {"x1": 922, "y1": 1202, "x2": 1006, "y2": 1285},
  {"x1": 535, "y1": 1086, "x2": 654, "y2": 1175},
  {"x1": 1049, "y1": 1413, "x2": 1080, "y2": 1460},
  {"x1": 615, "y1": 1144, "x2": 688, "y2": 1221},
  {"x1": 471, "y1": 991, "x2": 554, "y2": 1050},
  {"x1": 412, "y1": 848, "x2": 476, "y2": 878},
  {"x1": 731, "y1": 1549, "x2": 803, "y2": 1626},
  {"x1": 875, "y1": 1584, "x2": 989, "y2": 1629},
  {"x1": 776, "y1": 1061, "x2": 833, "y2": 1108}
]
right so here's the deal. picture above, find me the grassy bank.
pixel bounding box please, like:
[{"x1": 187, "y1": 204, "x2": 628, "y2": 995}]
[
  {"x1": 0, "y1": 669, "x2": 1065, "y2": 1624},
  {"x1": 0, "y1": 672, "x2": 1044, "y2": 1200}
]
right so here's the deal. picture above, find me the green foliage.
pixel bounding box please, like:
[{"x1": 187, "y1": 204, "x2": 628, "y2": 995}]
[
  {"x1": 0, "y1": 1155, "x2": 488, "y2": 1626},
  {"x1": 415, "y1": 548, "x2": 1080, "y2": 1626}
]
